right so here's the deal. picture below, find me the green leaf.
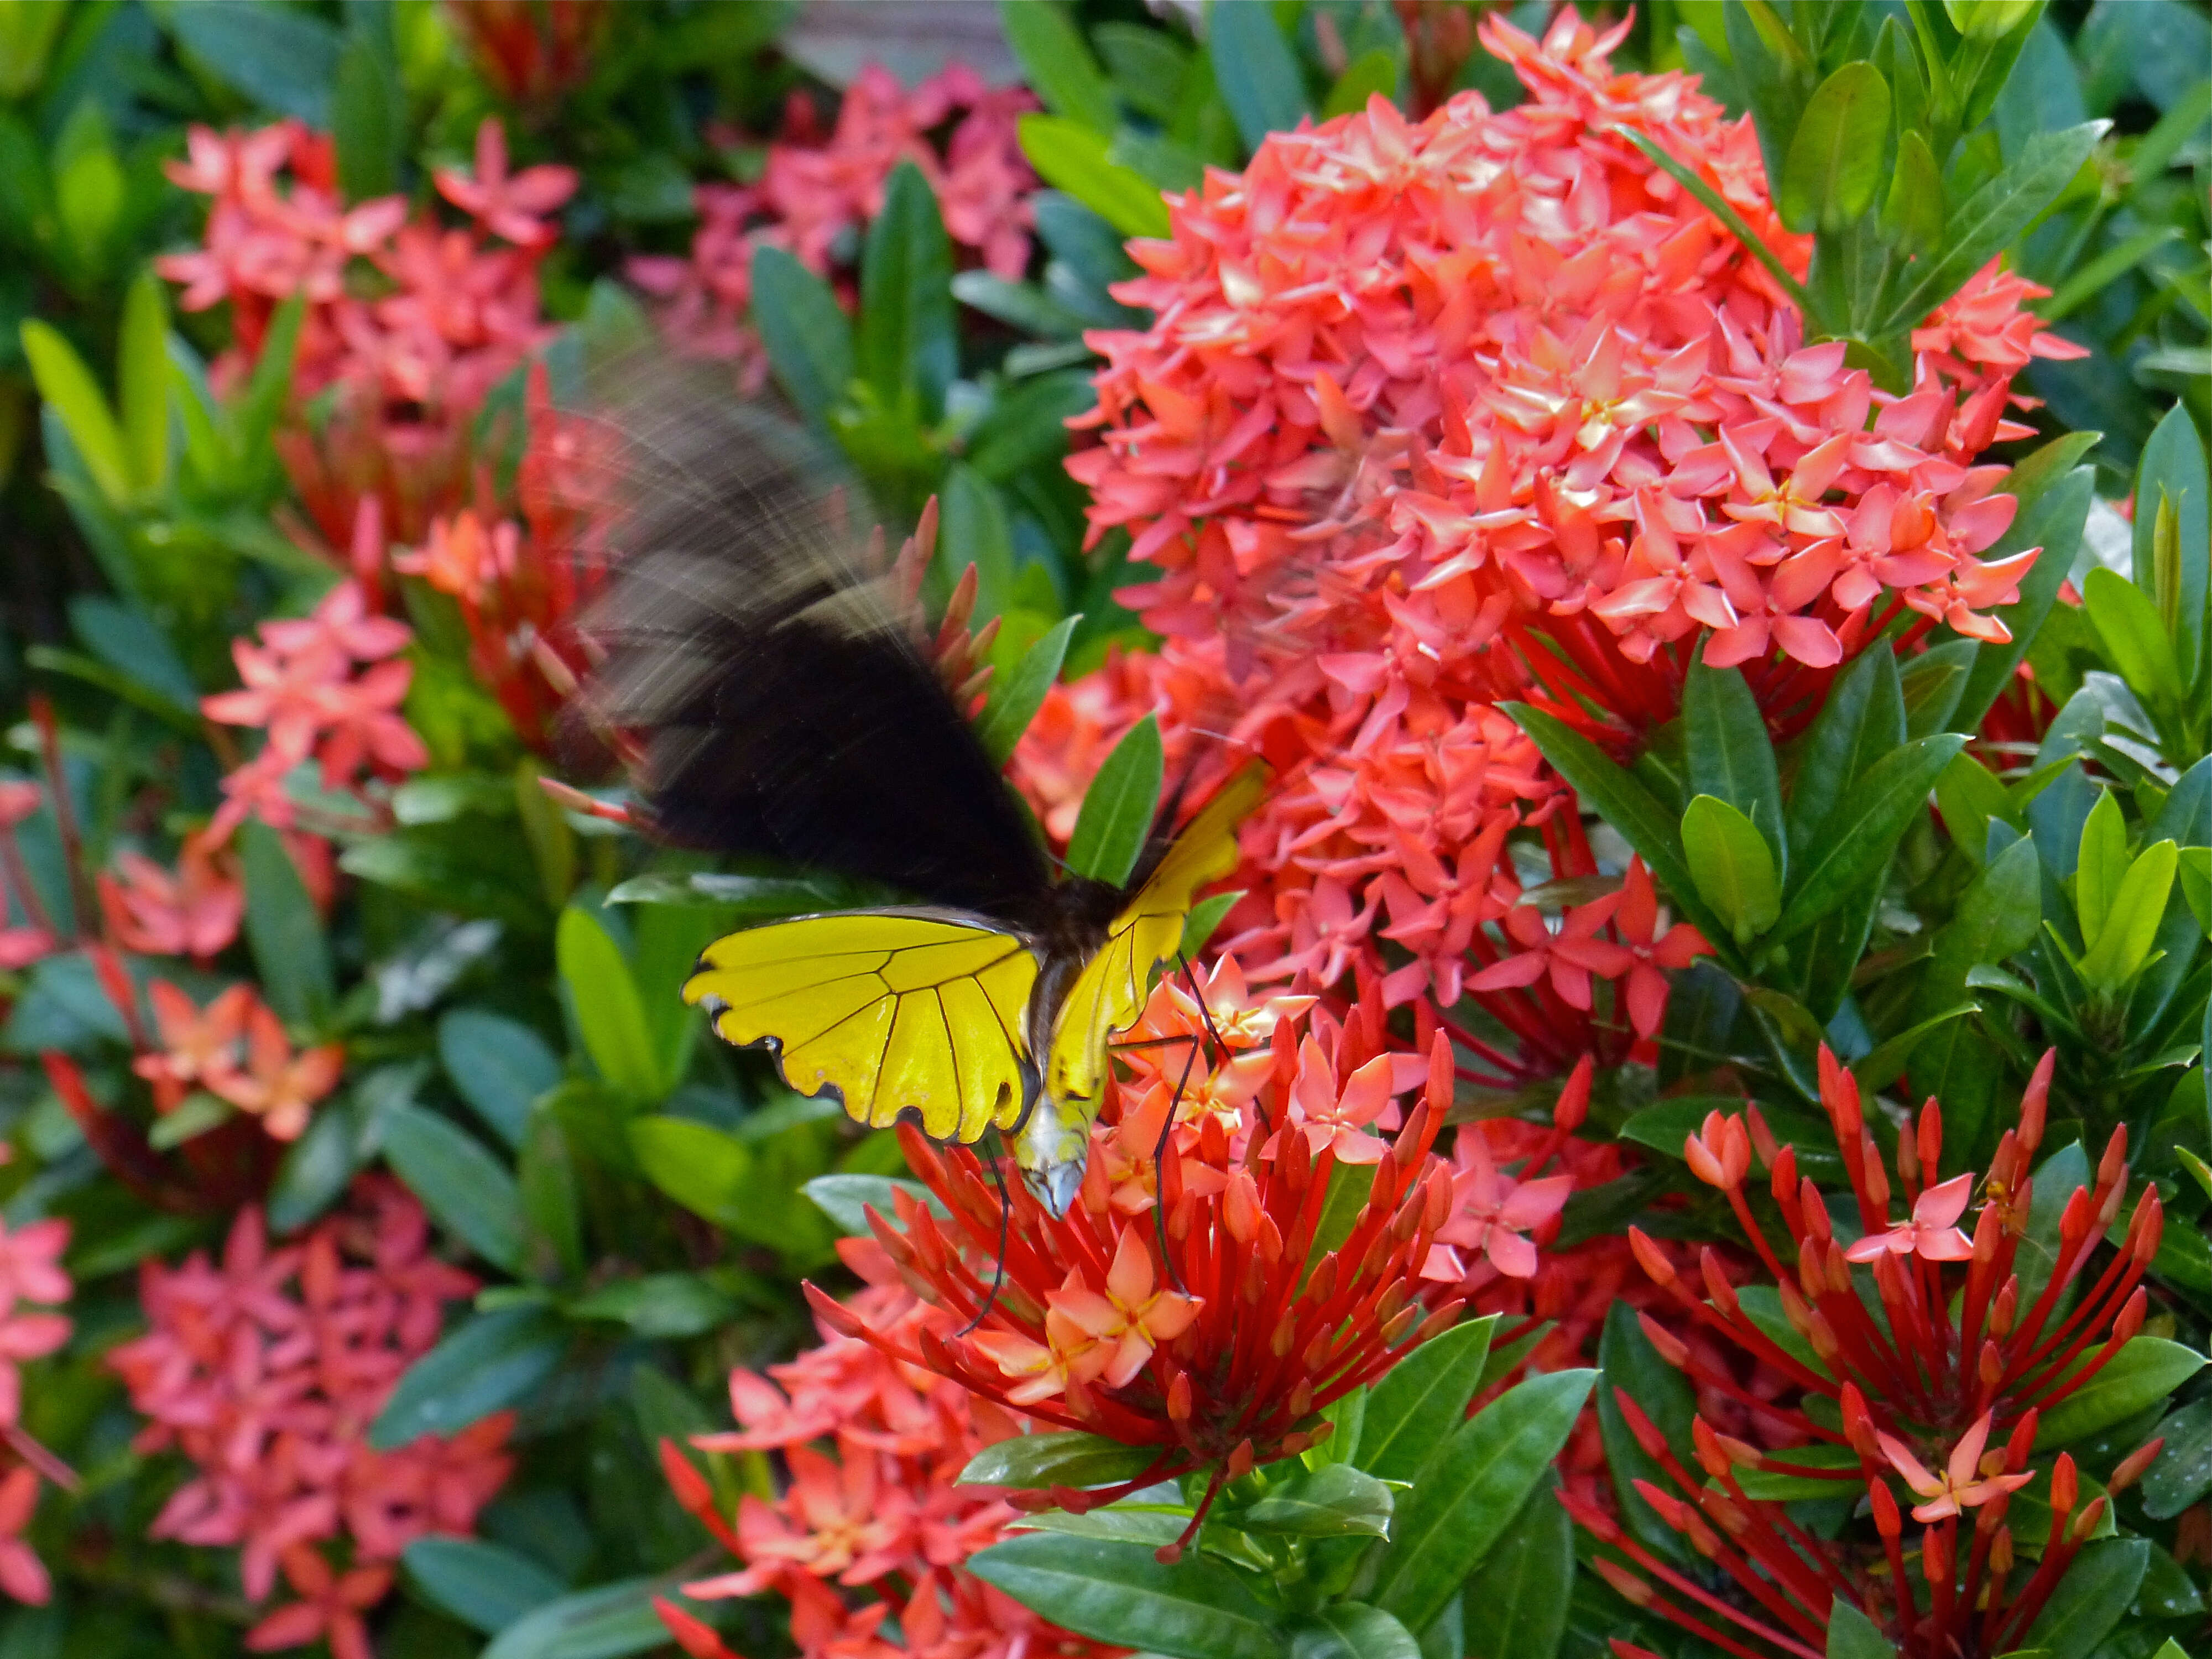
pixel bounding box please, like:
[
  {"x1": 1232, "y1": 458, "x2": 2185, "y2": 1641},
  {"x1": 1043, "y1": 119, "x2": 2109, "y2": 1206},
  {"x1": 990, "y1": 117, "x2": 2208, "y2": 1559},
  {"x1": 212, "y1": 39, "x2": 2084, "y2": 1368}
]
[
  {"x1": 1952, "y1": 450, "x2": 2096, "y2": 733},
  {"x1": 147, "y1": 1091, "x2": 233, "y2": 1150},
  {"x1": 960, "y1": 1430, "x2": 1164, "y2": 1491},
  {"x1": 803, "y1": 1172, "x2": 948, "y2": 1234},
  {"x1": 20, "y1": 318, "x2": 128, "y2": 503},
  {"x1": 2075, "y1": 790, "x2": 2130, "y2": 945},
  {"x1": 1597, "y1": 1302, "x2": 1698, "y2": 1564},
  {"x1": 1786, "y1": 645, "x2": 1905, "y2": 857},
  {"x1": 2133, "y1": 404, "x2": 2209, "y2": 691},
  {"x1": 163, "y1": 0, "x2": 341, "y2": 125},
  {"x1": 628, "y1": 1116, "x2": 753, "y2": 1232},
  {"x1": 117, "y1": 268, "x2": 170, "y2": 494},
  {"x1": 2033, "y1": 1337, "x2": 2205, "y2": 1448},
  {"x1": 403, "y1": 1537, "x2": 565, "y2": 1635},
  {"x1": 1371, "y1": 1369, "x2": 1597, "y2": 1635},
  {"x1": 1010, "y1": 1505, "x2": 1192, "y2": 1548},
  {"x1": 1462, "y1": 1483, "x2": 1572, "y2": 1659},
  {"x1": 750, "y1": 244, "x2": 853, "y2": 429},
  {"x1": 2083, "y1": 566, "x2": 2185, "y2": 711},
  {"x1": 566, "y1": 1273, "x2": 735, "y2": 1339},
  {"x1": 1180, "y1": 889, "x2": 1243, "y2": 958},
  {"x1": 479, "y1": 1575, "x2": 676, "y2": 1659},
  {"x1": 1880, "y1": 121, "x2": 2106, "y2": 331},
  {"x1": 1207, "y1": 2, "x2": 1309, "y2": 154},
  {"x1": 2075, "y1": 838, "x2": 2178, "y2": 989},
  {"x1": 1357, "y1": 1316, "x2": 1499, "y2": 1484},
  {"x1": 857, "y1": 161, "x2": 956, "y2": 421},
  {"x1": 1019, "y1": 114, "x2": 1171, "y2": 240},
  {"x1": 1506, "y1": 705, "x2": 1721, "y2": 944},
  {"x1": 1778, "y1": 61, "x2": 1891, "y2": 232},
  {"x1": 440, "y1": 1009, "x2": 562, "y2": 1150},
  {"x1": 2018, "y1": 1537, "x2": 2148, "y2": 1659},
  {"x1": 1323, "y1": 49, "x2": 1401, "y2": 118},
  {"x1": 382, "y1": 1104, "x2": 525, "y2": 1275},
  {"x1": 331, "y1": 26, "x2": 401, "y2": 202},
  {"x1": 518, "y1": 1107, "x2": 585, "y2": 1282},
  {"x1": 968, "y1": 1534, "x2": 1281, "y2": 1659},
  {"x1": 1238, "y1": 1464, "x2": 1394, "y2": 1539},
  {"x1": 1681, "y1": 795, "x2": 1782, "y2": 943},
  {"x1": 1900, "y1": 639, "x2": 1979, "y2": 738},
  {"x1": 1825, "y1": 1597, "x2": 1898, "y2": 1659},
  {"x1": 67, "y1": 596, "x2": 199, "y2": 714},
  {"x1": 1067, "y1": 714, "x2": 1162, "y2": 885},
  {"x1": 557, "y1": 907, "x2": 664, "y2": 1103},
  {"x1": 1880, "y1": 128, "x2": 1945, "y2": 255},
  {"x1": 1935, "y1": 751, "x2": 2012, "y2": 859},
  {"x1": 1287, "y1": 1605, "x2": 1421, "y2": 1659},
  {"x1": 1686, "y1": 654, "x2": 1785, "y2": 865},
  {"x1": 238, "y1": 821, "x2": 333, "y2": 1025},
  {"x1": 369, "y1": 1306, "x2": 564, "y2": 1450},
  {"x1": 1000, "y1": 1, "x2": 1117, "y2": 132},
  {"x1": 1772, "y1": 735, "x2": 1966, "y2": 942},
  {"x1": 1906, "y1": 838, "x2": 2040, "y2": 1164},
  {"x1": 2142, "y1": 1396, "x2": 2212, "y2": 1519}
]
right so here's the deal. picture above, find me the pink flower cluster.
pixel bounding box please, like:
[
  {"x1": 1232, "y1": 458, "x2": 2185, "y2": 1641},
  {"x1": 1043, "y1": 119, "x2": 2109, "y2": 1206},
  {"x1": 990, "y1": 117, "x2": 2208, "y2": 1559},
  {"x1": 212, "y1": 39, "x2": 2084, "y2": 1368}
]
[
  {"x1": 201, "y1": 578, "x2": 427, "y2": 842},
  {"x1": 652, "y1": 1242, "x2": 1118, "y2": 1659},
  {"x1": 159, "y1": 117, "x2": 575, "y2": 547},
  {"x1": 108, "y1": 1180, "x2": 511, "y2": 1658},
  {"x1": 97, "y1": 832, "x2": 244, "y2": 963},
  {"x1": 0, "y1": 1215, "x2": 72, "y2": 1607},
  {"x1": 630, "y1": 62, "x2": 1037, "y2": 372},
  {"x1": 136, "y1": 981, "x2": 343, "y2": 1142}
]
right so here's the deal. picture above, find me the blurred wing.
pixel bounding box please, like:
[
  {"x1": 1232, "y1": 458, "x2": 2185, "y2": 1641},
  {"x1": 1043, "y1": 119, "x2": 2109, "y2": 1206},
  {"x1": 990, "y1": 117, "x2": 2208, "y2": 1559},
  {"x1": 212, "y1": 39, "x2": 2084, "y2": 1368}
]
[
  {"x1": 581, "y1": 365, "x2": 1053, "y2": 922},
  {"x1": 1046, "y1": 762, "x2": 1269, "y2": 1111},
  {"x1": 685, "y1": 911, "x2": 1041, "y2": 1144}
]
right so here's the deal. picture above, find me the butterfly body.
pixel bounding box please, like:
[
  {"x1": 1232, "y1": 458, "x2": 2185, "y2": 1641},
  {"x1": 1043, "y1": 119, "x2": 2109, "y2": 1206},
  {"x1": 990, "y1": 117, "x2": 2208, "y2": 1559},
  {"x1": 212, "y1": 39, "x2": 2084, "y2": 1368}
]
[{"x1": 585, "y1": 374, "x2": 1261, "y2": 1215}]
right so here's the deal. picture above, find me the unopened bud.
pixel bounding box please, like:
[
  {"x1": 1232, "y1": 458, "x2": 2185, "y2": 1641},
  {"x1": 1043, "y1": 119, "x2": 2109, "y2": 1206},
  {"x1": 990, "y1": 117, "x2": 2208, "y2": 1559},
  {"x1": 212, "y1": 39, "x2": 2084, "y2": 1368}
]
[
  {"x1": 1637, "y1": 1312, "x2": 1691, "y2": 1369},
  {"x1": 2051, "y1": 1454, "x2": 2078, "y2": 1516},
  {"x1": 1593, "y1": 1558, "x2": 1652, "y2": 1606},
  {"x1": 1770, "y1": 1144, "x2": 1799, "y2": 1207},
  {"x1": 1840, "y1": 1386, "x2": 1880, "y2": 1458},
  {"x1": 1863, "y1": 1141, "x2": 1890, "y2": 1211},
  {"x1": 1989, "y1": 1524, "x2": 2013, "y2": 1575},
  {"x1": 2020, "y1": 1050, "x2": 2054, "y2": 1153},
  {"x1": 2096, "y1": 1124, "x2": 2129, "y2": 1192},
  {"x1": 1615, "y1": 1388, "x2": 1671, "y2": 1459},
  {"x1": 1168, "y1": 1371, "x2": 1193, "y2": 1422},
  {"x1": 1287, "y1": 1379, "x2": 1315, "y2": 1420},
  {"x1": 1554, "y1": 1055, "x2": 1592, "y2": 1131},
  {"x1": 1744, "y1": 1104, "x2": 1778, "y2": 1170},
  {"x1": 1871, "y1": 1479, "x2": 1901, "y2": 1538},
  {"x1": 2110, "y1": 1438, "x2": 2164, "y2": 1494},
  {"x1": 1699, "y1": 1249, "x2": 1740, "y2": 1317},
  {"x1": 1917, "y1": 1100, "x2": 1943, "y2": 1183},
  {"x1": 2072, "y1": 1495, "x2": 2108, "y2": 1540},
  {"x1": 1980, "y1": 1340, "x2": 2005, "y2": 1392},
  {"x1": 1896, "y1": 1118, "x2": 1919, "y2": 1183},
  {"x1": 1227, "y1": 1440, "x2": 1255, "y2": 1480},
  {"x1": 2132, "y1": 1189, "x2": 2164, "y2": 1264},
  {"x1": 1629, "y1": 1227, "x2": 1676, "y2": 1287},
  {"x1": 1691, "y1": 1416, "x2": 1731, "y2": 1480},
  {"x1": 2109, "y1": 1286, "x2": 2147, "y2": 1346},
  {"x1": 1799, "y1": 1178, "x2": 1830, "y2": 1242},
  {"x1": 1991, "y1": 1278, "x2": 2018, "y2": 1337}
]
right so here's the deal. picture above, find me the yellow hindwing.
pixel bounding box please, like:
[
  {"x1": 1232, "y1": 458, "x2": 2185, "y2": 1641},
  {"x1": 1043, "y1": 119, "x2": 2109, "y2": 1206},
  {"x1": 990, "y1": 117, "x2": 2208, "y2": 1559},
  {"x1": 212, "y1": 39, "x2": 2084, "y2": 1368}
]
[
  {"x1": 1047, "y1": 762, "x2": 1269, "y2": 1115},
  {"x1": 684, "y1": 911, "x2": 1040, "y2": 1143}
]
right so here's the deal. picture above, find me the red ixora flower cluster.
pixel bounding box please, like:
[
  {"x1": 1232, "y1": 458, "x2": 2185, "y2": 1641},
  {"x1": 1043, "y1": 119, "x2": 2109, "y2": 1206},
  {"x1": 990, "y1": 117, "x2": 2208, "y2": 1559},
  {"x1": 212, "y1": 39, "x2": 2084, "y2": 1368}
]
[
  {"x1": 830, "y1": 980, "x2": 1463, "y2": 1553},
  {"x1": 629, "y1": 61, "x2": 1037, "y2": 373},
  {"x1": 135, "y1": 980, "x2": 343, "y2": 1143},
  {"x1": 108, "y1": 1180, "x2": 512, "y2": 1659},
  {"x1": 1580, "y1": 1050, "x2": 2167, "y2": 1659},
  {"x1": 159, "y1": 115, "x2": 576, "y2": 547},
  {"x1": 97, "y1": 830, "x2": 245, "y2": 964},
  {"x1": 0, "y1": 1213, "x2": 74, "y2": 1608},
  {"x1": 201, "y1": 577, "x2": 427, "y2": 842},
  {"x1": 652, "y1": 1239, "x2": 1120, "y2": 1659}
]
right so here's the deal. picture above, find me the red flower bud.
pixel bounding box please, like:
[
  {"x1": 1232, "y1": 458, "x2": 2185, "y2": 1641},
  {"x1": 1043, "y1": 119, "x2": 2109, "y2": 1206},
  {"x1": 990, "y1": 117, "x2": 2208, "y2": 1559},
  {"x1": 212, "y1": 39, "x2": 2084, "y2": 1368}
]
[{"x1": 2110, "y1": 1437, "x2": 2164, "y2": 1494}]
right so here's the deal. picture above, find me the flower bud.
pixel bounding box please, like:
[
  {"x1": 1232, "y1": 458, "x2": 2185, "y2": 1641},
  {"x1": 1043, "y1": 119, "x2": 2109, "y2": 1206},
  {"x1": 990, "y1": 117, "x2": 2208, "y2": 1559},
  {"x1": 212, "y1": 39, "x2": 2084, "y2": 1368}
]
[
  {"x1": 1554, "y1": 1055, "x2": 1592, "y2": 1131},
  {"x1": 1916, "y1": 1099, "x2": 1943, "y2": 1183},
  {"x1": 2020, "y1": 1050, "x2": 2054, "y2": 1154},
  {"x1": 2110, "y1": 1437, "x2": 2164, "y2": 1494},
  {"x1": 1744, "y1": 1104, "x2": 1778, "y2": 1170},
  {"x1": 1637, "y1": 1312, "x2": 1690, "y2": 1369},
  {"x1": 1629, "y1": 1227, "x2": 1677, "y2": 1287},
  {"x1": 1870, "y1": 1479, "x2": 1901, "y2": 1538}
]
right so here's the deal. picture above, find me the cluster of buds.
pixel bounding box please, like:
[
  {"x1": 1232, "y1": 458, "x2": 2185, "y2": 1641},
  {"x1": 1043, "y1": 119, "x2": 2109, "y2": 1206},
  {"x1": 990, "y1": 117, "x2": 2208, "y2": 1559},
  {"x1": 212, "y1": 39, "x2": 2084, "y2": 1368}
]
[
  {"x1": 1579, "y1": 1050, "x2": 2167, "y2": 1657},
  {"x1": 830, "y1": 1016, "x2": 1464, "y2": 1556}
]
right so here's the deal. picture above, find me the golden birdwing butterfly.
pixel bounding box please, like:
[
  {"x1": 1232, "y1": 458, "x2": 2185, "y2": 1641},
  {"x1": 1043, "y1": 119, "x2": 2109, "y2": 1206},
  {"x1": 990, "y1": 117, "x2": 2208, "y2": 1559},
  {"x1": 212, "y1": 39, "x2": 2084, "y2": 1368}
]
[{"x1": 578, "y1": 369, "x2": 1264, "y2": 1216}]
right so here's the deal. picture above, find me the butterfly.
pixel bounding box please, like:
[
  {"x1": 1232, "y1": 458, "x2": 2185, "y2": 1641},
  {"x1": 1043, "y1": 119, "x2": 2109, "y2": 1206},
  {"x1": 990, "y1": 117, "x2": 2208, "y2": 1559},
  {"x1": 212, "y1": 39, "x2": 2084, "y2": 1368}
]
[{"x1": 582, "y1": 376, "x2": 1264, "y2": 1217}]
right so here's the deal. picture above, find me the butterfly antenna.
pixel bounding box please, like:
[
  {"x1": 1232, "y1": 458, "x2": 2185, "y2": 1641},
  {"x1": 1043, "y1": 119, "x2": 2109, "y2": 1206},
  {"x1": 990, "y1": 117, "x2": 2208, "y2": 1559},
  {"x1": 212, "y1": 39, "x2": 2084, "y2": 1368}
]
[
  {"x1": 1154, "y1": 1030, "x2": 1204, "y2": 1293},
  {"x1": 954, "y1": 1140, "x2": 1013, "y2": 1338}
]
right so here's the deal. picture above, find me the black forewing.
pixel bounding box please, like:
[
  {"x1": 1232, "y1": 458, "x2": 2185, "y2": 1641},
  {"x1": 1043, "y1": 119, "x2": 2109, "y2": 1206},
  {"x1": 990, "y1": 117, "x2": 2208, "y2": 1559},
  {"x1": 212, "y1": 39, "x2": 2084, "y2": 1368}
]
[{"x1": 578, "y1": 370, "x2": 1054, "y2": 924}]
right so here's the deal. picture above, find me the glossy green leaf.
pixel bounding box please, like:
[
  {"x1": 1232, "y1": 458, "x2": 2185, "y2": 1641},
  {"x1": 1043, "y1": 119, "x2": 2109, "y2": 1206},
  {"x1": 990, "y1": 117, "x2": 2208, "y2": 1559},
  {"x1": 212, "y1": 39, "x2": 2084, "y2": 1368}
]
[
  {"x1": 2033, "y1": 1337, "x2": 2205, "y2": 1448},
  {"x1": 1020, "y1": 115, "x2": 1169, "y2": 241},
  {"x1": 1323, "y1": 49, "x2": 1400, "y2": 118},
  {"x1": 2083, "y1": 566, "x2": 2185, "y2": 710},
  {"x1": 21, "y1": 318, "x2": 128, "y2": 503},
  {"x1": 1900, "y1": 639, "x2": 1978, "y2": 739},
  {"x1": 969, "y1": 1533, "x2": 1281, "y2": 1659},
  {"x1": 1772, "y1": 735, "x2": 1966, "y2": 943},
  {"x1": 439, "y1": 1009, "x2": 562, "y2": 1150},
  {"x1": 857, "y1": 161, "x2": 956, "y2": 420},
  {"x1": 628, "y1": 1116, "x2": 753, "y2": 1233},
  {"x1": 146, "y1": 1091, "x2": 232, "y2": 1150},
  {"x1": 557, "y1": 907, "x2": 662, "y2": 1103},
  {"x1": 1825, "y1": 1597, "x2": 1897, "y2": 1659},
  {"x1": 1935, "y1": 751, "x2": 2012, "y2": 859},
  {"x1": 1686, "y1": 654, "x2": 1785, "y2": 865},
  {"x1": 2076, "y1": 838, "x2": 2177, "y2": 989},
  {"x1": 1180, "y1": 889, "x2": 1243, "y2": 958},
  {"x1": 939, "y1": 462, "x2": 1018, "y2": 621},
  {"x1": 1067, "y1": 714, "x2": 1162, "y2": 885},
  {"x1": 1681, "y1": 795, "x2": 1781, "y2": 942},
  {"x1": 1357, "y1": 1314, "x2": 1498, "y2": 1485},
  {"x1": 267, "y1": 1065, "x2": 420, "y2": 1234},
  {"x1": 479, "y1": 1575, "x2": 676, "y2": 1659},
  {"x1": 566, "y1": 1273, "x2": 735, "y2": 1339},
  {"x1": 331, "y1": 25, "x2": 401, "y2": 202},
  {"x1": 1371, "y1": 1369, "x2": 1597, "y2": 1634},
  {"x1": 1000, "y1": 1, "x2": 1117, "y2": 132},
  {"x1": 1507, "y1": 705, "x2": 1720, "y2": 945},
  {"x1": 1238, "y1": 1464, "x2": 1394, "y2": 1539},
  {"x1": 1597, "y1": 1302, "x2": 1698, "y2": 1563},
  {"x1": 2075, "y1": 790, "x2": 2130, "y2": 945},
  {"x1": 803, "y1": 1172, "x2": 947, "y2": 1235},
  {"x1": 518, "y1": 1107, "x2": 585, "y2": 1282},
  {"x1": 1462, "y1": 1483, "x2": 1571, "y2": 1659},
  {"x1": 1288, "y1": 1605, "x2": 1421, "y2": 1659},
  {"x1": 1778, "y1": 61, "x2": 1890, "y2": 232},
  {"x1": 1906, "y1": 837, "x2": 2040, "y2": 1167},
  {"x1": 2133, "y1": 404, "x2": 2208, "y2": 691},
  {"x1": 2141, "y1": 1397, "x2": 2212, "y2": 1519},
  {"x1": 2018, "y1": 1537, "x2": 2147, "y2": 1659},
  {"x1": 751, "y1": 244, "x2": 853, "y2": 429},
  {"x1": 1786, "y1": 645, "x2": 1905, "y2": 857},
  {"x1": 1208, "y1": 1, "x2": 1308, "y2": 153},
  {"x1": 117, "y1": 268, "x2": 170, "y2": 494},
  {"x1": 958, "y1": 1430, "x2": 1162, "y2": 1491},
  {"x1": 238, "y1": 821, "x2": 334, "y2": 1025},
  {"x1": 382, "y1": 1104, "x2": 525, "y2": 1275},
  {"x1": 404, "y1": 1537, "x2": 565, "y2": 1635},
  {"x1": 1010, "y1": 1505, "x2": 1190, "y2": 1548},
  {"x1": 1880, "y1": 128, "x2": 1944, "y2": 254},
  {"x1": 369, "y1": 1306, "x2": 564, "y2": 1449},
  {"x1": 164, "y1": 0, "x2": 341, "y2": 124}
]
